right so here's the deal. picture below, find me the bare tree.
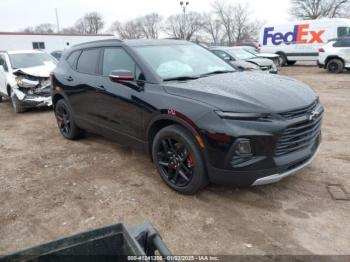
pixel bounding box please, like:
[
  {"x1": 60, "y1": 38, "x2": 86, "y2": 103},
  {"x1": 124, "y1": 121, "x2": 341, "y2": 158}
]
[
  {"x1": 212, "y1": 0, "x2": 260, "y2": 45},
  {"x1": 72, "y1": 12, "x2": 104, "y2": 34},
  {"x1": 22, "y1": 23, "x2": 55, "y2": 33},
  {"x1": 232, "y1": 4, "x2": 260, "y2": 43},
  {"x1": 110, "y1": 20, "x2": 144, "y2": 39},
  {"x1": 138, "y1": 13, "x2": 162, "y2": 39},
  {"x1": 164, "y1": 12, "x2": 203, "y2": 40},
  {"x1": 290, "y1": 0, "x2": 350, "y2": 19},
  {"x1": 202, "y1": 12, "x2": 224, "y2": 45},
  {"x1": 83, "y1": 12, "x2": 105, "y2": 34},
  {"x1": 212, "y1": 0, "x2": 235, "y2": 45},
  {"x1": 110, "y1": 13, "x2": 162, "y2": 39}
]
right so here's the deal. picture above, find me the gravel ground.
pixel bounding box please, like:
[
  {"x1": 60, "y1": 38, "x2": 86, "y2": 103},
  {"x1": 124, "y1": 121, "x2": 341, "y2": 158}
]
[{"x1": 0, "y1": 64, "x2": 349, "y2": 256}]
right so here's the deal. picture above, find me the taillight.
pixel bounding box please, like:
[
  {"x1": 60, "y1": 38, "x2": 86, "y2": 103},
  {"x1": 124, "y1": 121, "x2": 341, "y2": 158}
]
[{"x1": 319, "y1": 48, "x2": 325, "y2": 52}]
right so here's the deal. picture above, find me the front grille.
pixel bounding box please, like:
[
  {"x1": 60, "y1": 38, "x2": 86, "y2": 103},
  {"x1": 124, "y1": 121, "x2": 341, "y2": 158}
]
[
  {"x1": 275, "y1": 108, "x2": 322, "y2": 156},
  {"x1": 279, "y1": 100, "x2": 318, "y2": 119}
]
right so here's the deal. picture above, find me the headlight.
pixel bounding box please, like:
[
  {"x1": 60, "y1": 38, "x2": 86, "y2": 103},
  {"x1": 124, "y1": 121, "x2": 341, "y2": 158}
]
[
  {"x1": 245, "y1": 64, "x2": 260, "y2": 71},
  {"x1": 215, "y1": 111, "x2": 270, "y2": 120},
  {"x1": 16, "y1": 77, "x2": 39, "y2": 88}
]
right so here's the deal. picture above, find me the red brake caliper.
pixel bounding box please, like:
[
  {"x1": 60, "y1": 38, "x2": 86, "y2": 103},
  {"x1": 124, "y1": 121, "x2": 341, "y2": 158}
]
[
  {"x1": 56, "y1": 116, "x2": 64, "y2": 128},
  {"x1": 187, "y1": 154, "x2": 194, "y2": 168}
]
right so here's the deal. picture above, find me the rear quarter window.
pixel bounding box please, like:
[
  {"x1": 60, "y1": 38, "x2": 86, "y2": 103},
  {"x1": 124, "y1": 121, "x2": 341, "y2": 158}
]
[
  {"x1": 66, "y1": 51, "x2": 81, "y2": 69},
  {"x1": 76, "y1": 48, "x2": 100, "y2": 75}
]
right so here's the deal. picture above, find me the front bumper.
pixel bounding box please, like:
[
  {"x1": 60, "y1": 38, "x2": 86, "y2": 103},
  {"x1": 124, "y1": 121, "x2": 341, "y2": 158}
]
[
  {"x1": 13, "y1": 87, "x2": 52, "y2": 108},
  {"x1": 252, "y1": 146, "x2": 319, "y2": 185},
  {"x1": 207, "y1": 142, "x2": 320, "y2": 187}
]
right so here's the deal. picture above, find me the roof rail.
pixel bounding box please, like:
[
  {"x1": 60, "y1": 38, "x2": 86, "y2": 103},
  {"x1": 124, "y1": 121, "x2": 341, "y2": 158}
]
[{"x1": 72, "y1": 38, "x2": 123, "y2": 48}]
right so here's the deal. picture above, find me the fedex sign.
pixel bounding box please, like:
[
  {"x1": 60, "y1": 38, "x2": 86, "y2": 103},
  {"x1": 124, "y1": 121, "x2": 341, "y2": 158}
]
[{"x1": 263, "y1": 24, "x2": 325, "y2": 46}]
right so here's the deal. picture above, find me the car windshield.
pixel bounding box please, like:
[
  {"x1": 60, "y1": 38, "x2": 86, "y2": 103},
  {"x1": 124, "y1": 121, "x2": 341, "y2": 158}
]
[
  {"x1": 133, "y1": 44, "x2": 234, "y2": 80},
  {"x1": 226, "y1": 48, "x2": 257, "y2": 60},
  {"x1": 244, "y1": 47, "x2": 258, "y2": 55},
  {"x1": 9, "y1": 52, "x2": 57, "y2": 69}
]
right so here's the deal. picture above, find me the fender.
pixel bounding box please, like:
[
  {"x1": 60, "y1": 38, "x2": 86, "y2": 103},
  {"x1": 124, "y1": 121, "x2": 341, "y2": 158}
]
[{"x1": 146, "y1": 110, "x2": 206, "y2": 149}]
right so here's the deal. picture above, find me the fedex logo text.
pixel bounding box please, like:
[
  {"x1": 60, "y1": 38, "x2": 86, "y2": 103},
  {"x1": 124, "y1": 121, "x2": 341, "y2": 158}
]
[{"x1": 263, "y1": 24, "x2": 325, "y2": 46}]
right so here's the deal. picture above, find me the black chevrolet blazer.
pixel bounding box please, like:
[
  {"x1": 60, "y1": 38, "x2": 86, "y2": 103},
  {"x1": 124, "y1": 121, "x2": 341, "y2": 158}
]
[{"x1": 51, "y1": 39, "x2": 323, "y2": 194}]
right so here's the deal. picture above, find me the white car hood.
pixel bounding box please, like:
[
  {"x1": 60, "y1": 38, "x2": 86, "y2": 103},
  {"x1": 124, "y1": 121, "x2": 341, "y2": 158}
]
[{"x1": 13, "y1": 62, "x2": 56, "y2": 78}]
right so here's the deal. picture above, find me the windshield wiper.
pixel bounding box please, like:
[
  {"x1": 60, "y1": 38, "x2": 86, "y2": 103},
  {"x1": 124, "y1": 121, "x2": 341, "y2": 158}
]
[
  {"x1": 163, "y1": 75, "x2": 200, "y2": 82},
  {"x1": 199, "y1": 70, "x2": 234, "y2": 78}
]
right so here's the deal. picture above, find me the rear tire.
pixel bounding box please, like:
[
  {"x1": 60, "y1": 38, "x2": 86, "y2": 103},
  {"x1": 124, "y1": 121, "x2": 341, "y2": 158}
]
[
  {"x1": 54, "y1": 99, "x2": 84, "y2": 140},
  {"x1": 0, "y1": 96, "x2": 2, "y2": 103},
  {"x1": 10, "y1": 90, "x2": 26, "y2": 113},
  {"x1": 327, "y1": 59, "x2": 344, "y2": 73},
  {"x1": 152, "y1": 125, "x2": 209, "y2": 195},
  {"x1": 287, "y1": 61, "x2": 296, "y2": 66}
]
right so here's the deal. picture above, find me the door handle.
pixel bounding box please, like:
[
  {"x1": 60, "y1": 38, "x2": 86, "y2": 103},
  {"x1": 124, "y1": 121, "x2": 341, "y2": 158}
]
[{"x1": 64, "y1": 76, "x2": 74, "y2": 82}]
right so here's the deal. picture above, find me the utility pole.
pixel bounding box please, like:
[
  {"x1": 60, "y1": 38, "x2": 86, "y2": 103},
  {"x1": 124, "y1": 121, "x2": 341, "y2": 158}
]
[
  {"x1": 179, "y1": 1, "x2": 189, "y2": 40},
  {"x1": 55, "y1": 8, "x2": 60, "y2": 33}
]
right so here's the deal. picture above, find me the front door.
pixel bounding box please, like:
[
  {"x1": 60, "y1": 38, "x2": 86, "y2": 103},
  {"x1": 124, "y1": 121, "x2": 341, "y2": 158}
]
[{"x1": 94, "y1": 47, "x2": 145, "y2": 141}]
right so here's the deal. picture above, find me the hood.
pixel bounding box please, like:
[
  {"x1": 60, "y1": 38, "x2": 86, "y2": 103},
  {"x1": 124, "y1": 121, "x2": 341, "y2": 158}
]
[
  {"x1": 257, "y1": 53, "x2": 279, "y2": 59},
  {"x1": 245, "y1": 57, "x2": 273, "y2": 67},
  {"x1": 230, "y1": 60, "x2": 260, "y2": 70},
  {"x1": 13, "y1": 63, "x2": 56, "y2": 78},
  {"x1": 163, "y1": 72, "x2": 317, "y2": 113}
]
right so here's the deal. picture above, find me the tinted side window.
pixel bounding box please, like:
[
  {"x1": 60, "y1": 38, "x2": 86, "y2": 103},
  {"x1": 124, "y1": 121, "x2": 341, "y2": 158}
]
[
  {"x1": 338, "y1": 27, "x2": 350, "y2": 37},
  {"x1": 0, "y1": 55, "x2": 8, "y2": 72},
  {"x1": 333, "y1": 39, "x2": 350, "y2": 47},
  {"x1": 343, "y1": 39, "x2": 350, "y2": 47},
  {"x1": 67, "y1": 51, "x2": 81, "y2": 69},
  {"x1": 77, "y1": 49, "x2": 100, "y2": 74},
  {"x1": 102, "y1": 48, "x2": 135, "y2": 76}
]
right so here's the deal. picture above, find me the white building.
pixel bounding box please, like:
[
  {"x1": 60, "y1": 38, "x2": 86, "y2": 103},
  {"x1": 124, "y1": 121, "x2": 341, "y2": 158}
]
[{"x1": 0, "y1": 32, "x2": 116, "y2": 53}]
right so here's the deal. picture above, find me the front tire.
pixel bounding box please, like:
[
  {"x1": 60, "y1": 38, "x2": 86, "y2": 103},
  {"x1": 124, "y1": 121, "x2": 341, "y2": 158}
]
[
  {"x1": 327, "y1": 59, "x2": 344, "y2": 73},
  {"x1": 0, "y1": 95, "x2": 2, "y2": 103},
  {"x1": 10, "y1": 90, "x2": 26, "y2": 113},
  {"x1": 54, "y1": 99, "x2": 84, "y2": 140},
  {"x1": 287, "y1": 61, "x2": 296, "y2": 66},
  {"x1": 152, "y1": 125, "x2": 209, "y2": 195}
]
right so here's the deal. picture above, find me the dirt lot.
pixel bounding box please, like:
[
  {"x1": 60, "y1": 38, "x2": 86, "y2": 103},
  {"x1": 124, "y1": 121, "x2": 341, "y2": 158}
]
[{"x1": 0, "y1": 64, "x2": 349, "y2": 256}]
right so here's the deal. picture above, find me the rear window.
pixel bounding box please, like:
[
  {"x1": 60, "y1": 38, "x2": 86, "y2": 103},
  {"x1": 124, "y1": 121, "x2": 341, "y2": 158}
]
[
  {"x1": 77, "y1": 49, "x2": 100, "y2": 75},
  {"x1": 338, "y1": 27, "x2": 350, "y2": 38},
  {"x1": 66, "y1": 51, "x2": 81, "y2": 68}
]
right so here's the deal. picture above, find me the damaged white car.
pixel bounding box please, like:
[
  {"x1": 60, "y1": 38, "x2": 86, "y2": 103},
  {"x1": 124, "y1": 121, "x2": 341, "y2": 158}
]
[{"x1": 0, "y1": 50, "x2": 57, "y2": 113}]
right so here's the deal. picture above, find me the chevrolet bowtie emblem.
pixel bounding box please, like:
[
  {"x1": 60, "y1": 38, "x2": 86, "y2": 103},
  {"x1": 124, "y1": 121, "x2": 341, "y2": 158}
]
[{"x1": 309, "y1": 110, "x2": 320, "y2": 121}]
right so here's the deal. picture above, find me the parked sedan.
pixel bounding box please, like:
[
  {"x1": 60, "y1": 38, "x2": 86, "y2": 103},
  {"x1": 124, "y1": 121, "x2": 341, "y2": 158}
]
[
  {"x1": 51, "y1": 39, "x2": 322, "y2": 194},
  {"x1": 241, "y1": 46, "x2": 282, "y2": 67},
  {"x1": 210, "y1": 46, "x2": 278, "y2": 74}
]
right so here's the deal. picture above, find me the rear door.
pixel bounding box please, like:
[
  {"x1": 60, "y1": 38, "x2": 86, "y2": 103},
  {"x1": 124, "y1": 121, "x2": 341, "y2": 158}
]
[{"x1": 67, "y1": 48, "x2": 101, "y2": 122}]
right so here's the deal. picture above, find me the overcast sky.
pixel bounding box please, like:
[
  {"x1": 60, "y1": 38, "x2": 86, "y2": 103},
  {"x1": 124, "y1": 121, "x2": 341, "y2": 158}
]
[{"x1": 0, "y1": 0, "x2": 292, "y2": 32}]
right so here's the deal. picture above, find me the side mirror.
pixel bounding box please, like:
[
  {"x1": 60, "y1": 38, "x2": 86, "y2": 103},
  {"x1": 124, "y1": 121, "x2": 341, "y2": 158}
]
[
  {"x1": 109, "y1": 70, "x2": 134, "y2": 83},
  {"x1": 0, "y1": 65, "x2": 4, "y2": 72}
]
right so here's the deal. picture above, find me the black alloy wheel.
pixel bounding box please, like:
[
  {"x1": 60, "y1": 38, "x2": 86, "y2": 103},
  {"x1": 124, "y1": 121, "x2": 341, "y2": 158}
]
[
  {"x1": 54, "y1": 99, "x2": 83, "y2": 140},
  {"x1": 152, "y1": 125, "x2": 208, "y2": 194},
  {"x1": 157, "y1": 137, "x2": 195, "y2": 187},
  {"x1": 56, "y1": 102, "x2": 71, "y2": 136}
]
